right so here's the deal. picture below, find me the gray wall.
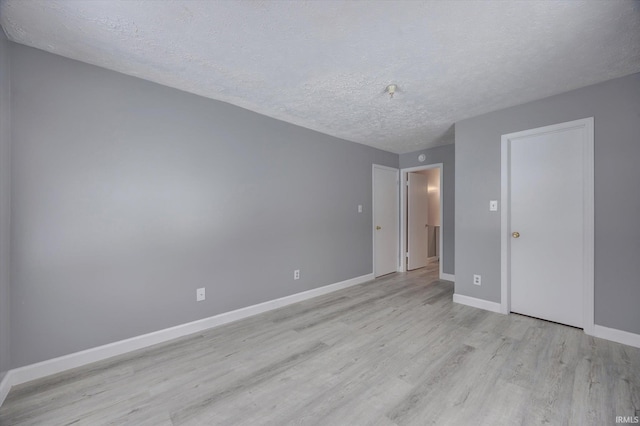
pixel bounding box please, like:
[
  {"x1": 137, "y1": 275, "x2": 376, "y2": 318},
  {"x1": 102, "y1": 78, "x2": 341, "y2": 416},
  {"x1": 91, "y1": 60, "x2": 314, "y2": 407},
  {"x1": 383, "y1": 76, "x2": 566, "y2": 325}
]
[
  {"x1": 399, "y1": 144, "x2": 455, "y2": 275},
  {"x1": 0, "y1": 31, "x2": 11, "y2": 379},
  {"x1": 455, "y1": 72, "x2": 640, "y2": 335},
  {"x1": 9, "y1": 44, "x2": 398, "y2": 368}
]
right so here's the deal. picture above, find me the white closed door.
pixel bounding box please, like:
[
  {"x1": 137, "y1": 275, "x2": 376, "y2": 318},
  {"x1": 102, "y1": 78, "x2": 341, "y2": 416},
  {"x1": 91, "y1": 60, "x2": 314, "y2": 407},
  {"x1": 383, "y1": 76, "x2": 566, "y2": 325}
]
[
  {"x1": 373, "y1": 166, "x2": 398, "y2": 277},
  {"x1": 508, "y1": 120, "x2": 591, "y2": 328},
  {"x1": 407, "y1": 172, "x2": 429, "y2": 270}
]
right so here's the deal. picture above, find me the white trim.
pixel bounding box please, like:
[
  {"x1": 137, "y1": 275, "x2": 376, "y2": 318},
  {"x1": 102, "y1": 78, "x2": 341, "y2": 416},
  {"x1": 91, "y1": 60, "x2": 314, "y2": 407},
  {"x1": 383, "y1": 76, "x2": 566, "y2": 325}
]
[
  {"x1": 0, "y1": 273, "x2": 374, "y2": 399},
  {"x1": 593, "y1": 325, "x2": 640, "y2": 349},
  {"x1": 582, "y1": 118, "x2": 595, "y2": 335},
  {"x1": 453, "y1": 293, "x2": 502, "y2": 313},
  {"x1": 372, "y1": 164, "x2": 400, "y2": 277},
  {"x1": 440, "y1": 273, "x2": 455, "y2": 282},
  {"x1": 500, "y1": 139, "x2": 510, "y2": 314},
  {"x1": 500, "y1": 118, "x2": 595, "y2": 333},
  {"x1": 0, "y1": 371, "x2": 12, "y2": 407},
  {"x1": 371, "y1": 165, "x2": 399, "y2": 172},
  {"x1": 400, "y1": 164, "x2": 446, "y2": 279}
]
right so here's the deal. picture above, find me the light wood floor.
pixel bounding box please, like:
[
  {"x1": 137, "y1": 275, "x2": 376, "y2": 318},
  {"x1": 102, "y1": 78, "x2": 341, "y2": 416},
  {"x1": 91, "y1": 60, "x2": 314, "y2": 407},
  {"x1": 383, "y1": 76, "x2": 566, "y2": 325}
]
[{"x1": 1, "y1": 263, "x2": 639, "y2": 425}]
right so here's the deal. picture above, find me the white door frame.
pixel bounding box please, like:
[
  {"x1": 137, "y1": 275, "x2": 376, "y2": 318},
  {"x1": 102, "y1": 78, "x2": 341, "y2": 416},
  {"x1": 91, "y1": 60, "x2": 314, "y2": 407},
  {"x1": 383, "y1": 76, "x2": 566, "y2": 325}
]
[
  {"x1": 400, "y1": 164, "x2": 445, "y2": 280},
  {"x1": 372, "y1": 164, "x2": 400, "y2": 276},
  {"x1": 500, "y1": 117, "x2": 594, "y2": 335}
]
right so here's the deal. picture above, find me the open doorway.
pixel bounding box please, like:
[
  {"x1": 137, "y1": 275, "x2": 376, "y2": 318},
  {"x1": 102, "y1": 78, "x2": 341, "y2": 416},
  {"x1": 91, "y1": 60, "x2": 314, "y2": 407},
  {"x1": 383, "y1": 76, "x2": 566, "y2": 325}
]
[{"x1": 400, "y1": 164, "x2": 444, "y2": 278}]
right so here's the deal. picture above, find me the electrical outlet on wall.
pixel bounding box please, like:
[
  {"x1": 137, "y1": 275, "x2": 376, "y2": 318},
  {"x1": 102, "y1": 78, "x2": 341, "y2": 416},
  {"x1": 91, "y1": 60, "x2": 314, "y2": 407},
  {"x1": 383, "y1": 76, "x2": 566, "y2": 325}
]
[
  {"x1": 196, "y1": 287, "x2": 206, "y2": 301},
  {"x1": 473, "y1": 275, "x2": 482, "y2": 286},
  {"x1": 294, "y1": 270, "x2": 300, "y2": 280}
]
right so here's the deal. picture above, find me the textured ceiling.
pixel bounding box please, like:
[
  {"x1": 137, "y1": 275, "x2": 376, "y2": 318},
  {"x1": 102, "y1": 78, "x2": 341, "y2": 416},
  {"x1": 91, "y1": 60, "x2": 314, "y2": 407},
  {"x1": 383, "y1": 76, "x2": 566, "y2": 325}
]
[{"x1": 1, "y1": 1, "x2": 639, "y2": 153}]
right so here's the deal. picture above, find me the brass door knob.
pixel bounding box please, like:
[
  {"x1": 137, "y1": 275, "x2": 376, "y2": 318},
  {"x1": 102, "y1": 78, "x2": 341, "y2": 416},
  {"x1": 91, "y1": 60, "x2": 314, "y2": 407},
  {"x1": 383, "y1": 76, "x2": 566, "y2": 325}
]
[
  {"x1": 512, "y1": 231, "x2": 520, "y2": 238},
  {"x1": 376, "y1": 226, "x2": 382, "y2": 230}
]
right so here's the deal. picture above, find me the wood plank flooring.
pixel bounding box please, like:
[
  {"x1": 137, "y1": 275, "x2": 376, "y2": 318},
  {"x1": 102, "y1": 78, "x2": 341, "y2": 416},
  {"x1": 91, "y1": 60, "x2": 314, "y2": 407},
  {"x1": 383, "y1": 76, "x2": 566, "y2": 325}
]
[{"x1": 1, "y1": 262, "x2": 639, "y2": 425}]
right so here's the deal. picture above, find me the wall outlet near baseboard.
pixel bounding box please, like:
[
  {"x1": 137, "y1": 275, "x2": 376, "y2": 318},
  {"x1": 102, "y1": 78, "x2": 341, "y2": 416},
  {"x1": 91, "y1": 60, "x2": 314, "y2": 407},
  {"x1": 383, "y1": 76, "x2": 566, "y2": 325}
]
[
  {"x1": 294, "y1": 270, "x2": 300, "y2": 280},
  {"x1": 473, "y1": 275, "x2": 481, "y2": 286},
  {"x1": 196, "y1": 287, "x2": 205, "y2": 301}
]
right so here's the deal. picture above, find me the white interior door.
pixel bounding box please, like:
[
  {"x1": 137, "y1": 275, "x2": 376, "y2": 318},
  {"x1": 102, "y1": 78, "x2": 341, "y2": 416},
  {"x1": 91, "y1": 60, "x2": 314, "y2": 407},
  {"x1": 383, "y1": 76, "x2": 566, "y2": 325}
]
[
  {"x1": 407, "y1": 172, "x2": 429, "y2": 271},
  {"x1": 508, "y1": 121, "x2": 590, "y2": 328},
  {"x1": 373, "y1": 166, "x2": 398, "y2": 277}
]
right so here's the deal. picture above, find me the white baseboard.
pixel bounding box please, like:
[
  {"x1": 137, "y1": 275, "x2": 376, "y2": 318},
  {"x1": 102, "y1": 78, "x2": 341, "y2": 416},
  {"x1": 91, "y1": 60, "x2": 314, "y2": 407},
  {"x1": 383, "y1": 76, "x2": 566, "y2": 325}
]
[
  {"x1": 440, "y1": 273, "x2": 455, "y2": 282},
  {"x1": 0, "y1": 371, "x2": 12, "y2": 407},
  {"x1": 0, "y1": 272, "x2": 374, "y2": 406},
  {"x1": 453, "y1": 293, "x2": 502, "y2": 314},
  {"x1": 593, "y1": 325, "x2": 640, "y2": 349}
]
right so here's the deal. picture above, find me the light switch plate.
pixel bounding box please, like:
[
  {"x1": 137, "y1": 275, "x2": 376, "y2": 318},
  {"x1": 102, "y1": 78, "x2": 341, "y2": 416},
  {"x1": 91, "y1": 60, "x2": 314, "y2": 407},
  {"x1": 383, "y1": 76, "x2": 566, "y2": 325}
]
[
  {"x1": 358, "y1": 205, "x2": 363, "y2": 213},
  {"x1": 489, "y1": 200, "x2": 498, "y2": 211}
]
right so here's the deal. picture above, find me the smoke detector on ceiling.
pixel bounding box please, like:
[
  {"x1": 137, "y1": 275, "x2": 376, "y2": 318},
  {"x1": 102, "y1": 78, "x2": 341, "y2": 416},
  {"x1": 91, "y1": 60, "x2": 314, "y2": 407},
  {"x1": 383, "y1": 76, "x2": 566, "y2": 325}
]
[{"x1": 385, "y1": 84, "x2": 398, "y2": 98}]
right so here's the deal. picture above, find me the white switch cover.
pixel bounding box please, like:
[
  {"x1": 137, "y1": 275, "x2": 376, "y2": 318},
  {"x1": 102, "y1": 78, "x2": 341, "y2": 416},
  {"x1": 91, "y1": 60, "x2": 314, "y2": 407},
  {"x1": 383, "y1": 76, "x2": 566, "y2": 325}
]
[
  {"x1": 196, "y1": 287, "x2": 205, "y2": 302},
  {"x1": 489, "y1": 200, "x2": 498, "y2": 211},
  {"x1": 358, "y1": 205, "x2": 363, "y2": 213}
]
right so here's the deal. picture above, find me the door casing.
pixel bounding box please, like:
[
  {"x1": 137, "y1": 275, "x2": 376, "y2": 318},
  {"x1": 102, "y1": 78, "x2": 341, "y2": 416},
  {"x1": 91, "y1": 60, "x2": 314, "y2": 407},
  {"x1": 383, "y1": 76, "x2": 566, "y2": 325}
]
[{"x1": 500, "y1": 117, "x2": 594, "y2": 335}]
